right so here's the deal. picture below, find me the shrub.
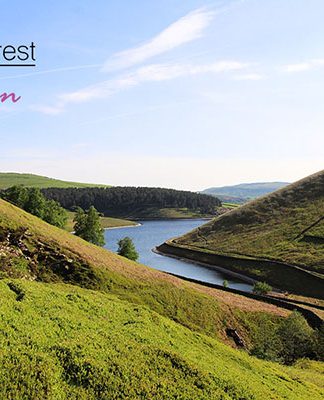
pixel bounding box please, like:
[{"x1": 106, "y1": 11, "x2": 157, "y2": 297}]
[
  {"x1": 278, "y1": 311, "x2": 316, "y2": 365},
  {"x1": 250, "y1": 320, "x2": 283, "y2": 362},
  {"x1": 253, "y1": 281, "x2": 272, "y2": 295},
  {"x1": 251, "y1": 311, "x2": 316, "y2": 365},
  {"x1": 314, "y1": 324, "x2": 324, "y2": 361}
]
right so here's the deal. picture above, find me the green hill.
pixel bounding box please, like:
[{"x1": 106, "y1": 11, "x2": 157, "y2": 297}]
[
  {"x1": 169, "y1": 170, "x2": 324, "y2": 297},
  {"x1": 0, "y1": 172, "x2": 108, "y2": 189},
  {"x1": 202, "y1": 182, "x2": 289, "y2": 203},
  {"x1": 0, "y1": 199, "x2": 323, "y2": 398},
  {"x1": 1, "y1": 280, "x2": 323, "y2": 400}
]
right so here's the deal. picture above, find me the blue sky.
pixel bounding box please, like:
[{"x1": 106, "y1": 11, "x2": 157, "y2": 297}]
[{"x1": 1, "y1": 0, "x2": 323, "y2": 190}]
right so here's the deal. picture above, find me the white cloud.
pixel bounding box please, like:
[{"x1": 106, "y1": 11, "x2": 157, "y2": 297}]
[
  {"x1": 57, "y1": 75, "x2": 138, "y2": 105},
  {"x1": 32, "y1": 60, "x2": 249, "y2": 113},
  {"x1": 134, "y1": 61, "x2": 248, "y2": 82},
  {"x1": 282, "y1": 63, "x2": 312, "y2": 73},
  {"x1": 233, "y1": 73, "x2": 264, "y2": 81},
  {"x1": 30, "y1": 3, "x2": 251, "y2": 115},
  {"x1": 281, "y1": 59, "x2": 324, "y2": 73},
  {"x1": 102, "y1": 8, "x2": 215, "y2": 72}
]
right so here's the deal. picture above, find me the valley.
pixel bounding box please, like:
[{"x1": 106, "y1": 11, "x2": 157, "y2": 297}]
[{"x1": 0, "y1": 170, "x2": 323, "y2": 399}]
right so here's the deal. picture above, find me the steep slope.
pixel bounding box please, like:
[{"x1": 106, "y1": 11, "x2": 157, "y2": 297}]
[
  {"x1": 202, "y1": 182, "x2": 289, "y2": 203},
  {"x1": 0, "y1": 172, "x2": 108, "y2": 189},
  {"x1": 0, "y1": 280, "x2": 323, "y2": 399},
  {"x1": 170, "y1": 171, "x2": 324, "y2": 297}
]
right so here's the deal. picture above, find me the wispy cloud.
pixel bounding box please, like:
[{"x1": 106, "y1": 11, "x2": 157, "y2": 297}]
[
  {"x1": 102, "y1": 8, "x2": 215, "y2": 72},
  {"x1": 233, "y1": 73, "x2": 265, "y2": 81},
  {"x1": 32, "y1": 60, "x2": 249, "y2": 114},
  {"x1": 30, "y1": 3, "x2": 251, "y2": 115},
  {"x1": 0, "y1": 64, "x2": 101, "y2": 81},
  {"x1": 281, "y1": 59, "x2": 324, "y2": 73},
  {"x1": 3, "y1": 4, "x2": 243, "y2": 81},
  {"x1": 131, "y1": 61, "x2": 249, "y2": 82}
]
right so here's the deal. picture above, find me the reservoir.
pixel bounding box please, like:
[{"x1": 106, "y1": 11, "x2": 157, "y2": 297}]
[{"x1": 104, "y1": 219, "x2": 252, "y2": 292}]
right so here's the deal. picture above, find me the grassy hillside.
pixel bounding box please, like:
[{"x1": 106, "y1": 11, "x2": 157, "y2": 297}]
[
  {"x1": 0, "y1": 279, "x2": 323, "y2": 400},
  {"x1": 0, "y1": 198, "x2": 323, "y2": 398},
  {"x1": 202, "y1": 182, "x2": 289, "y2": 203},
  {"x1": 174, "y1": 170, "x2": 324, "y2": 295},
  {"x1": 0, "y1": 172, "x2": 108, "y2": 189},
  {"x1": 0, "y1": 199, "x2": 290, "y2": 344}
]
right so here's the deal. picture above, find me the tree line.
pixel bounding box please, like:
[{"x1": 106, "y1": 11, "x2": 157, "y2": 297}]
[
  {"x1": 1, "y1": 186, "x2": 140, "y2": 253},
  {"x1": 1, "y1": 185, "x2": 67, "y2": 228},
  {"x1": 1, "y1": 186, "x2": 107, "y2": 245},
  {"x1": 41, "y1": 187, "x2": 221, "y2": 216}
]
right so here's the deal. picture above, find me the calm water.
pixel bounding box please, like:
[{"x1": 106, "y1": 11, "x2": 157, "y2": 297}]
[{"x1": 104, "y1": 219, "x2": 252, "y2": 292}]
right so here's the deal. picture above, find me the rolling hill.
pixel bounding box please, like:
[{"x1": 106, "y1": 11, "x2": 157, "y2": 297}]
[
  {"x1": 163, "y1": 170, "x2": 324, "y2": 298},
  {"x1": 0, "y1": 172, "x2": 108, "y2": 189},
  {"x1": 202, "y1": 182, "x2": 289, "y2": 203},
  {"x1": 1, "y1": 198, "x2": 323, "y2": 398}
]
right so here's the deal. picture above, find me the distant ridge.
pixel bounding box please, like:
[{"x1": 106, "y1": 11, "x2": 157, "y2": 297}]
[
  {"x1": 0, "y1": 172, "x2": 108, "y2": 189},
  {"x1": 201, "y1": 182, "x2": 289, "y2": 203}
]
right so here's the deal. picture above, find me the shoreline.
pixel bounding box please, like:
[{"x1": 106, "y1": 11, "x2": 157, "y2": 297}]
[
  {"x1": 104, "y1": 216, "x2": 211, "y2": 229},
  {"x1": 104, "y1": 223, "x2": 142, "y2": 230},
  {"x1": 153, "y1": 246, "x2": 256, "y2": 285},
  {"x1": 156, "y1": 241, "x2": 324, "y2": 299}
]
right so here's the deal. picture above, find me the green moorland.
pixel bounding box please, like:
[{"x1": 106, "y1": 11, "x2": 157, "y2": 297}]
[
  {"x1": 0, "y1": 172, "x2": 108, "y2": 189},
  {"x1": 0, "y1": 280, "x2": 323, "y2": 400},
  {"x1": 172, "y1": 170, "x2": 324, "y2": 295},
  {"x1": 0, "y1": 199, "x2": 323, "y2": 398},
  {"x1": 302, "y1": 218, "x2": 324, "y2": 239},
  {"x1": 64, "y1": 211, "x2": 137, "y2": 232}
]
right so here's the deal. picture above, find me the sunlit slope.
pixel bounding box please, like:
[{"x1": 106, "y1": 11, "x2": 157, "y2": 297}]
[
  {"x1": 0, "y1": 172, "x2": 108, "y2": 189},
  {"x1": 175, "y1": 170, "x2": 324, "y2": 286},
  {"x1": 0, "y1": 280, "x2": 322, "y2": 400},
  {"x1": 0, "y1": 199, "x2": 288, "y2": 346}
]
